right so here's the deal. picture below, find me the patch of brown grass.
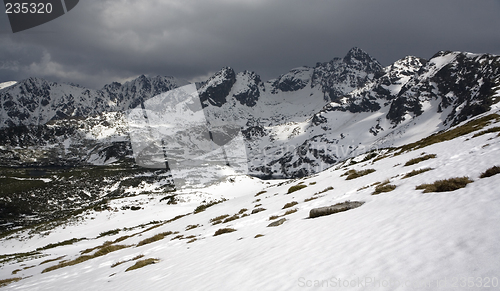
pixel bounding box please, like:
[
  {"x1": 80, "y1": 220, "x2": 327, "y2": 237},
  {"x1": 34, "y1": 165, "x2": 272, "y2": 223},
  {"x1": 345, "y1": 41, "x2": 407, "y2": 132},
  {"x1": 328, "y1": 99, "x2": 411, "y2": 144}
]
[
  {"x1": 304, "y1": 196, "x2": 319, "y2": 202},
  {"x1": 35, "y1": 238, "x2": 84, "y2": 251},
  {"x1": 193, "y1": 199, "x2": 227, "y2": 214},
  {"x1": 403, "y1": 168, "x2": 433, "y2": 179},
  {"x1": 416, "y1": 177, "x2": 473, "y2": 193},
  {"x1": 223, "y1": 215, "x2": 240, "y2": 223},
  {"x1": 113, "y1": 235, "x2": 133, "y2": 244},
  {"x1": 372, "y1": 180, "x2": 396, "y2": 195},
  {"x1": 254, "y1": 190, "x2": 267, "y2": 197},
  {"x1": 137, "y1": 232, "x2": 173, "y2": 247},
  {"x1": 125, "y1": 258, "x2": 160, "y2": 272},
  {"x1": 316, "y1": 186, "x2": 333, "y2": 194},
  {"x1": 0, "y1": 277, "x2": 22, "y2": 288},
  {"x1": 472, "y1": 126, "x2": 500, "y2": 138},
  {"x1": 404, "y1": 154, "x2": 437, "y2": 166},
  {"x1": 282, "y1": 201, "x2": 298, "y2": 209},
  {"x1": 185, "y1": 224, "x2": 200, "y2": 231},
  {"x1": 345, "y1": 169, "x2": 376, "y2": 180},
  {"x1": 287, "y1": 184, "x2": 307, "y2": 194},
  {"x1": 39, "y1": 255, "x2": 66, "y2": 265},
  {"x1": 170, "y1": 234, "x2": 184, "y2": 240},
  {"x1": 210, "y1": 214, "x2": 230, "y2": 225},
  {"x1": 93, "y1": 245, "x2": 129, "y2": 257},
  {"x1": 480, "y1": 166, "x2": 500, "y2": 178},
  {"x1": 399, "y1": 114, "x2": 500, "y2": 152},
  {"x1": 111, "y1": 260, "x2": 127, "y2": 268},
  {"x1": 214, "y1": 228, "x2": 236, "y2": 236}
]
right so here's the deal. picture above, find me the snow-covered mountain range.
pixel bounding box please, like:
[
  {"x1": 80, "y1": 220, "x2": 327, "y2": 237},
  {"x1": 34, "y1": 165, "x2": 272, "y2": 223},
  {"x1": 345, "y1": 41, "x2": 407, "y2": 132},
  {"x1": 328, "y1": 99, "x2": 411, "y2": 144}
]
[{"x1": 1, "y1": 48, "x2": 498, "y2": 178}]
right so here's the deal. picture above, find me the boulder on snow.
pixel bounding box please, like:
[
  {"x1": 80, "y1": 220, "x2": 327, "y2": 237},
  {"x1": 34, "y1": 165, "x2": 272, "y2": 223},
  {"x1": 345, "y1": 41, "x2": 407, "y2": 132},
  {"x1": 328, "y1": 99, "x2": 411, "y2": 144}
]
[{"x1": 309, "y1": 201, "x2": 364, "y2": 218}]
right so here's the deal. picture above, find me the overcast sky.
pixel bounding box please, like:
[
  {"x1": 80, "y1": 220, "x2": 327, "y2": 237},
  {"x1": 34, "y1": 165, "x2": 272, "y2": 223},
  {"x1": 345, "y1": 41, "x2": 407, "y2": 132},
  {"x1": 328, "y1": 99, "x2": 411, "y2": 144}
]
[{"x1": 0, "y1": 0, "x2": 499, "y2": 89}]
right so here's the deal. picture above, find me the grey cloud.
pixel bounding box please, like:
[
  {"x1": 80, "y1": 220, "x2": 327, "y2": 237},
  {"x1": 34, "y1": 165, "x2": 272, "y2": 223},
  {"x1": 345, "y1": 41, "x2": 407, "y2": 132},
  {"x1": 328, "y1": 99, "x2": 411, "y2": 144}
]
[{"x1": 0, "y1": 0, "x2": 499, "y2": 88}]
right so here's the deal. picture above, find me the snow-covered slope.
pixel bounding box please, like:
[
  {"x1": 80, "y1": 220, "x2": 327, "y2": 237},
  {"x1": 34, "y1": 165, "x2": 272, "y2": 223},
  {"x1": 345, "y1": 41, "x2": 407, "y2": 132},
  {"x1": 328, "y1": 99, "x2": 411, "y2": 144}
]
[
  {"x1": 2, "y1": 108, "x2": 499, "y2": 290},
  {"x1": 0, "y1": 81, "x2": 16, "y2": 90}
]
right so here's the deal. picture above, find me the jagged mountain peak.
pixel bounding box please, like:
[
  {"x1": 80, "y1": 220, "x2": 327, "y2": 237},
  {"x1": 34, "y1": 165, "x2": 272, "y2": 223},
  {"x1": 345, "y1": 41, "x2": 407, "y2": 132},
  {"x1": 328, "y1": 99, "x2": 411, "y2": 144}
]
[
  {"x1": 309, "y1": 48, "x2": 383, "y2": 102},
  {"x1": 344, "y1": 47, "x2": 376, "y2": 62},
  {"x1": 198, "y1": 67, "x2": 237, "y2": 107},
  {"x1": 342, "y1": 47, "x2": 383, "y2": 72}
]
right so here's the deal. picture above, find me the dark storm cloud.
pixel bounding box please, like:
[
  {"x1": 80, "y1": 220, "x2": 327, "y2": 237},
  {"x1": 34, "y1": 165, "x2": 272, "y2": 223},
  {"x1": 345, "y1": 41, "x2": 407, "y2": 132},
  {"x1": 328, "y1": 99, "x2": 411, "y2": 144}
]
[{"x1": 0, "y1": 0, "x2": 499, "y2": 88}]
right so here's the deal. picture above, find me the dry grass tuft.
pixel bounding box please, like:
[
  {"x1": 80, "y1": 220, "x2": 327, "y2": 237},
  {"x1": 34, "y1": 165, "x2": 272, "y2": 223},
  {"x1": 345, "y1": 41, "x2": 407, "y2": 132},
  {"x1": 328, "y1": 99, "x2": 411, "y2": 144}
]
[
  {"x1": 282, "y1": 201, "x2": 298, "y2": 209},
  {"x1": 345, "y1": 169, "x2": 376, "y2": 180},
  {"x1": 111, "y1": 260, "x2": 127, "y2": 268},
  {"x1": 210, "y1": 214, "x2": 230, "y2": 225},
  {"x1": 0, "y1": 277, "x2": 22, "y2": 288},
  {"x1": 304, "y1": 196, "x2": 319, "y2": 202},
  {"x1": 193, "y1": 199, "x2": 227, "y2": 214},
  {"x1": 403, "y1": 168, "x2": 433, "y2": 179},
  {"x1": 287, "y1": 184, "x2": 308, "y2": 194},
  {"x1": 214, "y1": 228, "x2": 236, "y2": 236},
  {"x1": 372, "y1": 180, "x2": 396, "y2": 195},
  {"x1": 222, "y1": 215, "x2": 240, "y2": 223},
  {"x1": 254, "y1": 190, "x2": 267, "y2": 197},
  {"x1": 480, "y1": 166, "x2": 500, "y2": 178},
  {"x1": 185, "y1": 224, "x2": 200, "y2": 231},
  {"x1": 399, "y1": 114, "x2": 500, "y2": 152},
  {"x1": 137, "y1": 232, "x2": 173, "y2": 247},
  {"x1": 404, "y1": 154, "x2": 437, "y2": 166},
  {"x1": 125, "y1": 258, "x2": 159, "y2": 272},
  {"x1": 472, "y1": 127, "x2": 500, "y2": 138},
  {"x1": 416, "y1": 177, "x2": 473, "y2": 193}
]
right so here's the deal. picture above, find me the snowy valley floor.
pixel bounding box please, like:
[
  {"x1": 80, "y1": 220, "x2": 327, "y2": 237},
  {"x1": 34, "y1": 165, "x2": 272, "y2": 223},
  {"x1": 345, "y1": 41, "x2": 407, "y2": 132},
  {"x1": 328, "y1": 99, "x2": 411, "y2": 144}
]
[{"x1": 1, "y1": 111, "x2": 500, "y2": 290}]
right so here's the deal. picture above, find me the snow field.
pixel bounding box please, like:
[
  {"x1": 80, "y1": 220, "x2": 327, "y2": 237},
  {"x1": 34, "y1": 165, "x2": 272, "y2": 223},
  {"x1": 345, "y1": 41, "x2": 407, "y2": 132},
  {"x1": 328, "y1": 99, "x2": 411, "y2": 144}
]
[{"x1": 1, "y1": 111, "x2": 500, "y2": 290}]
